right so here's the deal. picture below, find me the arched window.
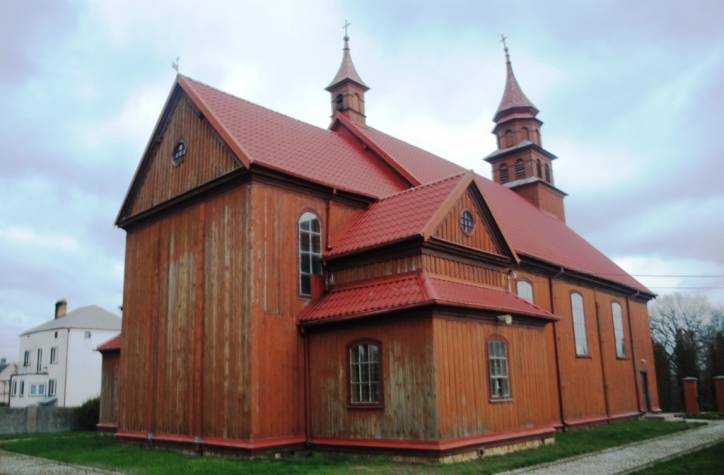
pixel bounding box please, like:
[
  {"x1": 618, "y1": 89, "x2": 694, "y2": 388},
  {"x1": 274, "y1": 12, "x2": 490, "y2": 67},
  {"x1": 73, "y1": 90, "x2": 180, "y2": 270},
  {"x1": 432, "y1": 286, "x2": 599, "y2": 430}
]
[
  {"x1": 488, "y1": 337, "x2": 510, "y2": 400},
  {"x1": 571, "y1": 292, "x2": 589, "y2": 356},
  {"x1": 514, "y1": 159, "x2": 525, "y2": 179},
  {"x1": 522, "y1": 127, "x2": 530, "y2": 141},
  {"x1": 545, "y1": 164, "x2": 551, "y2": 183},
  {"x1": 504, "y1": 129, "x2": 513, "y2": 147},
  {"x1": 335, "y1": 94, "x2": 344, "y2": 111},
  {"x1": 536, "y1": 160, "x2": 542, "y2": 178},
  {"x1": 499, "y1": 163, "x2": 509, "y2": 184},
  {"x1": 298, "y1": 212, "x2": 322, "y2": 296},
  {"x1": 516, "y1": 280, "x2": 534, "y2": 304},
  {"x1": 349, "y1": 341, "x2": 381, "y2": 405},
  {"x1": 612, "y1": 302, "x2": 626, "y2": 358}
]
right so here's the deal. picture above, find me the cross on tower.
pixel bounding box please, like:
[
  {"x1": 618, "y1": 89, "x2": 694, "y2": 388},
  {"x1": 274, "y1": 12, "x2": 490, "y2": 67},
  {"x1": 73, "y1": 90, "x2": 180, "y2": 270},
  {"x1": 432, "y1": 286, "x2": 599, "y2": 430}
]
[
  {"x1": 343, "y1": 20, "x2": 351, "y2": 38},
  {"x1": 500, "y1": 34, "x2": 510, "y2": 62}
]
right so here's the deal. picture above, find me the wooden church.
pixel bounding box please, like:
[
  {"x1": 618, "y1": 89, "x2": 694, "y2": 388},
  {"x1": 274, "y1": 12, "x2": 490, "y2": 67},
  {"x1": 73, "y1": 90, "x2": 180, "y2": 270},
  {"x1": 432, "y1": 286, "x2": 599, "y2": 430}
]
[{"x1": 104, "y1": 33, "x2": 661, "y2": 459}]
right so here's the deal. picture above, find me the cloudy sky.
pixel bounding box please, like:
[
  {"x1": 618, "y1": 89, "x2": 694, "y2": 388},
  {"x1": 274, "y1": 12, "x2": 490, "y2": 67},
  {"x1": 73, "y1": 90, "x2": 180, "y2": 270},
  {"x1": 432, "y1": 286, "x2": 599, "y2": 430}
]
[{"x1": 1, "y1": 0, "x2": 723, "y2": 360}]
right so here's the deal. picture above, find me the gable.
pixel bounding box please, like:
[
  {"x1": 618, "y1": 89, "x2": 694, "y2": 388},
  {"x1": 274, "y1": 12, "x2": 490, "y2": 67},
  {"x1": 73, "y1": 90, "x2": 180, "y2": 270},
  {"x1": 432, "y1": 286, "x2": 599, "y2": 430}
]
[
  {"x1": 120, "y1": 90, "x2": 242, "y2": 221},
  {"x1": 432, "y1": 185, "x2": 507, "y2": 257}
]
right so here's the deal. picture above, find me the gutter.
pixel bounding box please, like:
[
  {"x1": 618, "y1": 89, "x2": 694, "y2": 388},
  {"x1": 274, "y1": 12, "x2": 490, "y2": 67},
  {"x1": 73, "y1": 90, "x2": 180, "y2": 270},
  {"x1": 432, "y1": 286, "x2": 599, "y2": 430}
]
[
  {"x1": 593, "y1": 289, "x2": 611, "y2": 419},
  {"x1": 625, "y1": 292, "x2": 643, "y2": 412},
  {"x1": 548, "y1": 268, "x2": 566, "y2": 428}
]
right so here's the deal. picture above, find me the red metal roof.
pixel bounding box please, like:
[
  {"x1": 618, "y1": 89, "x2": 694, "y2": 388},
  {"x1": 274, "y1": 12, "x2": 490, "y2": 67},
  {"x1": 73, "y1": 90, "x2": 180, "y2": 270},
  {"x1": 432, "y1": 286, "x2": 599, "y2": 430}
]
[
  {"x1": 326, "y1": 40, "x2": 369, "y2": 90},
  {"x1": 494, "y1": 61, "x2": 538, "y2": 122},
  {"x1": 97, "y1": 334, "x2": 121, "y2": 352},
  {"x1": 328, "y1": 172, "x2": 467, "y2": 257},
  {"x1": 299, "y1": 272, "x2": 556, "y2": 324}
]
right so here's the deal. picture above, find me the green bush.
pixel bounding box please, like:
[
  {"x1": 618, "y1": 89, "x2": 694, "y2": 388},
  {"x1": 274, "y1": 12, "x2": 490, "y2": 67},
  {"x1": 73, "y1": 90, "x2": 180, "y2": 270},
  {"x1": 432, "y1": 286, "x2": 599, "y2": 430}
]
[{"x1": 75, "y1": 397, "x2": 100, "y2": 430}]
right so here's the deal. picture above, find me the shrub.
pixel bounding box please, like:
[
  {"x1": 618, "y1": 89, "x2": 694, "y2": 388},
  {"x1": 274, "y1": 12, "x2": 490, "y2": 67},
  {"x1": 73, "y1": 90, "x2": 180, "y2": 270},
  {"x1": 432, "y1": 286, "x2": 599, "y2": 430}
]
[{"x1": 75, "y1": 397, "x2": 100, "y2": 430}]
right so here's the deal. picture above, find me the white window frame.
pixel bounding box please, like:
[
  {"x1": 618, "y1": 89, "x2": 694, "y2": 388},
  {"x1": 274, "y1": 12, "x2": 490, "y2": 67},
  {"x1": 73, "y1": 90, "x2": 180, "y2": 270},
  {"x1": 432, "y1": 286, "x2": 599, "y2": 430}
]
[
  {"x1": 30, "y1": 384, "x2": 37, "y2": 396},
  {"x1": 48, "y1": 379, "x2": 56, "y2": 397},
  {"x1": 11, "y1": 380, "x2": 17, "y2": 396},
  {"x1": 23, "y1": 350, "x2": 30, "y2": 367},
  {"x1": 516, "y1": 280, "x2": 534, "y2": 304},
  {"x1": 38, "y1": 383, "x2": 45, "y2": 396},
  {"x1": 488, "y1": 338, "x2": 511, "y2": 400},
  {"x1": 50, "y1": 347, "x2": 58, "y2": 364},
  {"x1": 298, "y1": 212, "x2": 322, "y2": 297},
  {"x1": 571, "y1": 292, "x2": 589, "y2": 356},
  {"x1": 19, "y1": 381, "x2": 25, "y2": 397},
  {"x1": 612, "y1": 302, "x2": 626, "y2": 358},
  {"x1": 349, "y1": 341, "x2": 382, "y2": 405},
  {"x1": 36, "y1": 348, "x2": 42, "y2": 372}
]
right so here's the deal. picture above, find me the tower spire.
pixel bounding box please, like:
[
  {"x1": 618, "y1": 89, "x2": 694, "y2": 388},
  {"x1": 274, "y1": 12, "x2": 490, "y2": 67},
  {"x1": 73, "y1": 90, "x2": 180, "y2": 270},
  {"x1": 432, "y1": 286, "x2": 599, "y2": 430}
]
[
  {"x1": 494, "y1": 36, "x2": 537, "y2": 123},
  {"x1": 326, "y1": 21, "x2": 369, "y2": 126}
]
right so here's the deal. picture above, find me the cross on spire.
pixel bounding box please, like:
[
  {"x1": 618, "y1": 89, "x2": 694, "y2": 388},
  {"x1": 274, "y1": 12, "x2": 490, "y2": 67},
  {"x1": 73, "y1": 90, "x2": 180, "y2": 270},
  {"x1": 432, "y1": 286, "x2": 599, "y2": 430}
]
[
  {"x1": 500, "y1": 34, "x2": 510, "y2": 63},
  {"x1": 343, "y1": 20, "x2": 351, "y2": 47}
]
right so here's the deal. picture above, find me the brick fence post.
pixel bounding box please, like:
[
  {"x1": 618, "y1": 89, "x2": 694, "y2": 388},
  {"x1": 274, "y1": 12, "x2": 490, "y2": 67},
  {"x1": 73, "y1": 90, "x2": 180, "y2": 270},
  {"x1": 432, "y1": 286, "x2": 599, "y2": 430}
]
[
  {"x1": 714, "y1": 376, "x2": 724, "y2": 412},
  {"x1": 682, "y1": 377, "x2": 699, "y2": 417}
]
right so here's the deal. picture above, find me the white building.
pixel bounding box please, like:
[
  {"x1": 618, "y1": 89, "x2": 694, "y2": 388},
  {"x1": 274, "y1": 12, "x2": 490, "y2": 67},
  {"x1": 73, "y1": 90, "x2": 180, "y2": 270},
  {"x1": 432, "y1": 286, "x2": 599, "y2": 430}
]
[
  {"x1": 9, "y1": 300, "x2": 121, "y2": 408},
  {"x1": 0, "y1": 359, "x2": 18, "y2": 406}
]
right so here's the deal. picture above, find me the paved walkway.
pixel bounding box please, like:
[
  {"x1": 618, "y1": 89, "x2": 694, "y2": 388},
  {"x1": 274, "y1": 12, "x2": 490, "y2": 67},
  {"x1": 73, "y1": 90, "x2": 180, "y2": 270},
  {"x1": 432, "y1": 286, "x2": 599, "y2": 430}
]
[
  {"x1": 0, "y1": 449, "x2": 120, "y2": 475},
  {"x1": 502, "y1": 420, "x2": 724, "y2": 475}
]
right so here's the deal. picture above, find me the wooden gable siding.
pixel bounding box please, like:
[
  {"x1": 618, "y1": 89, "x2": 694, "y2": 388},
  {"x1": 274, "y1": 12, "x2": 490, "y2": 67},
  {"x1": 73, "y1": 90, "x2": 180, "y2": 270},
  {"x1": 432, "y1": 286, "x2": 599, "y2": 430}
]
[
  {"x1": 433, "y1": 312, "x2": 558, "y2": 439},
  {"x1": 308, "y1": 313, "x2": 439, "y2": 440},
  {"x1": 125, "y1": 93, "x2": 241, "y2": 218},
  {"x1": 432, "y1": 188, "x2": 504, "y2": 256},
  {"x1": 628, "y1": 300, "x2": 661, "y2": 412},
  {"x1": 99, "y1": 352, "x2": 120, "y2": 426},
  {"x1": 248, "y1": 179, "x2": 362, "y2": 439},
  {"x1": 118, "y1": 184, "x2": 252, "y2": 440}
]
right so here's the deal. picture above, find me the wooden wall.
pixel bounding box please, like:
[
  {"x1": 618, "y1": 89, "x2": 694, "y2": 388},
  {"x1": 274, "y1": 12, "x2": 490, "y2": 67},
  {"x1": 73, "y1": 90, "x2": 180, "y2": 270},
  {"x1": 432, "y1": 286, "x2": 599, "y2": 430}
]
[
  {"x1": 125, "y1": 93, "x2": 241, "y2": 218},
  {"x1": 99, "y1": 352, "x2": 120, "y2": 426},
  {"x1": 119, "y1": 184, "x2": 252, "y2": 440},
  {"x1": 629, "y1": 299, "x2": 661, "y2": 412},
  {"x1": 307, "y1": 313, "x2": 439, "y2": 441},
  {"x1": 433, "y1": 188, "x2": 505, "y2": 256},
  {"x1": 433, "y1": 312, "x2": 559, "y2": 438}
]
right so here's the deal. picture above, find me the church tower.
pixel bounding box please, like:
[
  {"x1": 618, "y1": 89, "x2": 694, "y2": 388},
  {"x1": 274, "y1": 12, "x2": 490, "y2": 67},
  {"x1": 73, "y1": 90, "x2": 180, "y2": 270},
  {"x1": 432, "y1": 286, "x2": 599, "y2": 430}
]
[
  {"x1": 326, "y1": 24, "x2": 369, "y2": 127},
  {"x1": 485, "y1": 38, "x2": 566, "y2": 221}
]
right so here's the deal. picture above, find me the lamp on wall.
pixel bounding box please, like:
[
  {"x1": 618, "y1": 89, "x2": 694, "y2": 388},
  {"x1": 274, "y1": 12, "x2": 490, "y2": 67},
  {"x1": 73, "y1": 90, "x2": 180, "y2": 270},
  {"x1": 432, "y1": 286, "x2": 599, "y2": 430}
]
[{"x1": 497, "y1": 314, "x2": 513, "y2": 325}]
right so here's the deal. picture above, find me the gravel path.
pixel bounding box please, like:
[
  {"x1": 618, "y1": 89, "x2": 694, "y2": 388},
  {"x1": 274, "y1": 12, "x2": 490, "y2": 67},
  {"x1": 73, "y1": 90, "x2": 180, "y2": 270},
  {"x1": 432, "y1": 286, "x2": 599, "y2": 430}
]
[
  {"x1": 0, "y1": 449, "x2": 121, "y2": 475},
  {"x1": 501, "y1": 420, "x2": 724, "y2": 475}
]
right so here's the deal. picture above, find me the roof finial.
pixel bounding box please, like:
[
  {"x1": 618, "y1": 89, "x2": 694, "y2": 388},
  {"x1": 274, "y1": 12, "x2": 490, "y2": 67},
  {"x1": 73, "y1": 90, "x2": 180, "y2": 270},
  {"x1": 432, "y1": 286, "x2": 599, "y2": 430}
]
[
  {"x1": 172, "y1": 56, "x2": 180, "y2": 73},
  {"x1": 500, "y1": 34, "x2": 510, "y2": 63},
  {"x1": 343, "y1": 20, "x2": 351, "y2": 48}
]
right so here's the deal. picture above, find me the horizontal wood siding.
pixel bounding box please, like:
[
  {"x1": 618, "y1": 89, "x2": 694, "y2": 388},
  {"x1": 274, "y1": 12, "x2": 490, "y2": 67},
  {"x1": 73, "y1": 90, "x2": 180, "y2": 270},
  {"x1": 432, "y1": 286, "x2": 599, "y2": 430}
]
[
  {"x1": 99, "y1": 352, "x2": 120, "y2": 426},
  {"x1": 433, "y1": 312, "x2": 558, "y2": 438},
  {"x1": 126, "y1": 93, "x2": 240, "y2": 218},
  {"x1": 308, "y1": 314, "x2": 439, "y2": 440},
  {"x1": 433, "y1": 188, "x2": 504, "y2": 256}
]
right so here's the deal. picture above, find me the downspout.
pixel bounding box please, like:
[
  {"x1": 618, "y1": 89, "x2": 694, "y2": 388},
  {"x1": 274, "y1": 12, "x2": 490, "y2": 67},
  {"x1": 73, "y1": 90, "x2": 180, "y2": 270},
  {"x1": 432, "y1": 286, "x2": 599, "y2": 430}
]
[
  {"x1": 625, "y1": 294, "x2": 643, "y2": 412},
  {"x1": 593, "y1": 290, "x2": 611, "y2": 420},
  {"x1": 548, "y1": 268, "x2": 566, "y2": 428},
  {"x1": 302, "y1": 326, "x2": 311, "y2": 445}
]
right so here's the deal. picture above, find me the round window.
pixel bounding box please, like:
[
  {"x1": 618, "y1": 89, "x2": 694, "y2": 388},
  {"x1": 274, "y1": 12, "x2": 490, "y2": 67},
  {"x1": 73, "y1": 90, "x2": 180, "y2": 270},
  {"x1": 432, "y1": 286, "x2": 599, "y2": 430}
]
[
  {"x1": 172, "y1": 140, "x2": 187, "y2": 165},
  {"x1": 460, "y1": 209, "x2": 475, "y2": 234}
]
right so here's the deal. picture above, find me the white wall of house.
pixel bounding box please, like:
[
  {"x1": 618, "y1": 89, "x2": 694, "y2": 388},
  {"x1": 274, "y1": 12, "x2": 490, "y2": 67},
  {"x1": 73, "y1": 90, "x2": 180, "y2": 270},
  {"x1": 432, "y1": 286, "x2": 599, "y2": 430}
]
[{"x1": 9, "y1": 328, "x2": 117, "y2": 408}]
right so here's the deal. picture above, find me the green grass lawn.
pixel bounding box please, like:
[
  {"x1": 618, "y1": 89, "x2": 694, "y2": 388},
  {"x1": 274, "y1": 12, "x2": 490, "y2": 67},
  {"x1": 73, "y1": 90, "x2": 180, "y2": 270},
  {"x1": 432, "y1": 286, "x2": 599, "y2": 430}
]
[
  {"x1": 0, "y1": 420, "x2": 696, "y2": 475},
  {"x1": 632, "y1": 441, "x2": 724, "y2": 474}
]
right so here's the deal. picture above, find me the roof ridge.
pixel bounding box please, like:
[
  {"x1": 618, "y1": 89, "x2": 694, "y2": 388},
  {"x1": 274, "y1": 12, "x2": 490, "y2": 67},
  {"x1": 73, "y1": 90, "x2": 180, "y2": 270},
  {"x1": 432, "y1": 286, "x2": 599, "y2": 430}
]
[{"x1": 376, "y1": 171, "x2": 467, "y2": 202}]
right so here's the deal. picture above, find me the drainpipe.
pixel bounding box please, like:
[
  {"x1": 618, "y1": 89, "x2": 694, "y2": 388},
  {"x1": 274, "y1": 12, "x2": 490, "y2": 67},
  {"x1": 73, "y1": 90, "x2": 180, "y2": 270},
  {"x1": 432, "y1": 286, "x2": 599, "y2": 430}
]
[
  {"x1": 302, "y1": 326, "x2": 311, "y2": 446},
  {"x1": 548, "y1": 268, "x2": 566, "y2": 428},
  {"x1": 625, "y1": 294, "x2": 643, "y2": 412},
  {"x1": 593, "y1": 290, "x2": 611, "y2": 420}
]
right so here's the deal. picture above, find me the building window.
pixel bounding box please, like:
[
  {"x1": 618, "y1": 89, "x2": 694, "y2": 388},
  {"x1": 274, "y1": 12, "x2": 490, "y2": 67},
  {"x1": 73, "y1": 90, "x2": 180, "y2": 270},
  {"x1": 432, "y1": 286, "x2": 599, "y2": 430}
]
[
  {"x1": 349, "y1": 341, "x2": 381, "y2": 405},
  {"x1": 612, "y1": 302, "x2": 626, "y2": 358},
  {"x1": 84, "y1": 331, "x2": 91, "y2": 339},
  {"x1": 514, "y1": 159, "x2": 525, "y2": 179},
  {"x1": 36, "y1": 348, "x2": 42, "y2": 372},
  {"x1": 23, "y1": 351, "x2": 30, "y2": 367},
  {"x1": 54, "y1": 331, "x2": 58, "y2": 339},
  {"x1": 460, "y1": 209, "x2": 475, "y2": 234},
  {"x1": 571, "y1": 292, "x2": 589, "y2": 356},
  {"x1": 545, "y1": 164, "x2": 551, "y2": 183},
  {"x1": 488, "y1": 338, "x2": 510, "y2": 400},
  {"x1": 19, "y1": 381, "x2": 24, "y2": 397},
  {"x1": 504, "y1": 129, "x2": 513, "y2": 147},
  {"x1": 536, "y1": 160, "x2": 542, "y2": 178},
  {"x1": 298, "y1": 212, "x2": 322, "y2": 296},
  {"x1": 172, "y1": 140, "x2": 187, "y2": 165},
  {"x1": 38, "y1": 384, "x2": 45, "y2": 396},
  {"x1": 516, "y1": 280, "x2": 534, "y2": 304},
  {"x1": 30, "y1": 384, "x2": 37, "y2": 396},
  {"x1": 48, "y1": 379, "x2": 56, "y2": 397},
  {"x1": 11, "y1": 381, "x2": 17, "y2": 396},
  {"x1": 522, "y1": 127, "x2": 530, "y2": 140},
  {"x1": 50, "y1": 347, "x2": 58, "y2": 364},
  {"x1": 335, "y1": 94, "x2": 344, "y2": 111},
  {"x1": 499, "y1": 163, "x2": 509, "y2": 184}
]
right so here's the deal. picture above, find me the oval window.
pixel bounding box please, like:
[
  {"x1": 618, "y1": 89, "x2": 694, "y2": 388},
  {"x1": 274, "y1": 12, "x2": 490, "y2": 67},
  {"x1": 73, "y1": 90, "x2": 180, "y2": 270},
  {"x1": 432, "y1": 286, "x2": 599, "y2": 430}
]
[
  {"x1": 172, "y1": 140, "x2": 187, "y2": 165},
  {"x1": 460, "y1": 210, "x2": 475, "y2": 234}
]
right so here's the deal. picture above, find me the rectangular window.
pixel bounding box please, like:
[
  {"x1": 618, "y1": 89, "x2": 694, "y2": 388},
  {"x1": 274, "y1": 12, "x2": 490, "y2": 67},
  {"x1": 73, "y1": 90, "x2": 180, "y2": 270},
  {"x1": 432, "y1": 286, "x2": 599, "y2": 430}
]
[
  {"x1": 612, "y1": 302, "x2": 626, "y2": 358},
  {"x1": 11, "y1": 380, "x2": 17, "y2": 396},
  {"x1": 23, "y1": 351, "x2": 30, "y2": 367},
  {"x1": 19, "y1": 381, "x2": 24, "y2": 397},
  {"x1": 571, "y1": 292, "x2": 589, "y2": 356},
  {"x1": 30, "y1": 384, "x2": 37, "y2": 396},
  {"x1": 50, "y1": 347, "x2": 58, "y2": 364},
  {"x1": 36, "y1": 348, "x2": 42, "y2": 372},
  {"x1": 38, "y1": 384, "x2": 45, "y2": 396},
  {"x1": 488, "y1": 339, "x2": 511, "y2": 399},
  {"x1": 349, "y1": 342, "x2": 381, "y2": 405},
  {"x1": 84, "y1": 331, "x2": 91, "y2": 339},
  {"x1": 48, "y1": 379, "x2": 56, "y2": 397}
]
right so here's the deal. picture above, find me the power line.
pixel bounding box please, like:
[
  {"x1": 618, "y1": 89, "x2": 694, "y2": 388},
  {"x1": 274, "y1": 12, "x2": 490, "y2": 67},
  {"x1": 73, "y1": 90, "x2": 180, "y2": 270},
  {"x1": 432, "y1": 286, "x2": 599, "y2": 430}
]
[{"x1": 647, "y1": 286, "x2": 724, "y2": 290}]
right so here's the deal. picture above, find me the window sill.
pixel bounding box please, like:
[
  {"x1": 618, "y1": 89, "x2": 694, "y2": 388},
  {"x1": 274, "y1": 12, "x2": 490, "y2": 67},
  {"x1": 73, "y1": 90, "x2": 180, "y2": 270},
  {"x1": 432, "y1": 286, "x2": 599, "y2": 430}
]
[
  {"x1": 616, "y1": 356, "x2": 629, "y2": 361},
  {"x1": 575, "y1": 354, "x2": 592, "y2": 359},
  {"x1": 490, "y1": 397, "x2": 513, "y2": 404},
  {"x1": 347, "y1": 404, "x2": 384, "y2": 411}
]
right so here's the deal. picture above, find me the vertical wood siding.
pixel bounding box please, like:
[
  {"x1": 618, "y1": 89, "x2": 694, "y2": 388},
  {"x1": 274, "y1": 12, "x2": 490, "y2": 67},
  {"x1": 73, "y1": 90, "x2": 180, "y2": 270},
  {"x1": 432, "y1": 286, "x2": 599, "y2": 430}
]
[
  {"x1": 433, "y1": 313, "x2": 558, "y2": 438},
  {"x1": 433, "y1": 189, "x2": 504, "y2": 256},
  {"x1": 99, "y1": 352, "x2": 120, "y2": 425},
  {"x1": 330, "y1": 256, "x2": 423, "y2": 285},
  {"x1": 308, "y1": 314, "x2": 439, "y2": 440},
  {"x1": 628, "y1": 300, "x2": 661, "y2": 411},
  {"x1": 126, "y1": 93, "x2": 241, "y2": 218},
  {"x1": 423, "y1": 255, "x2": 507, "y2": 288}
]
